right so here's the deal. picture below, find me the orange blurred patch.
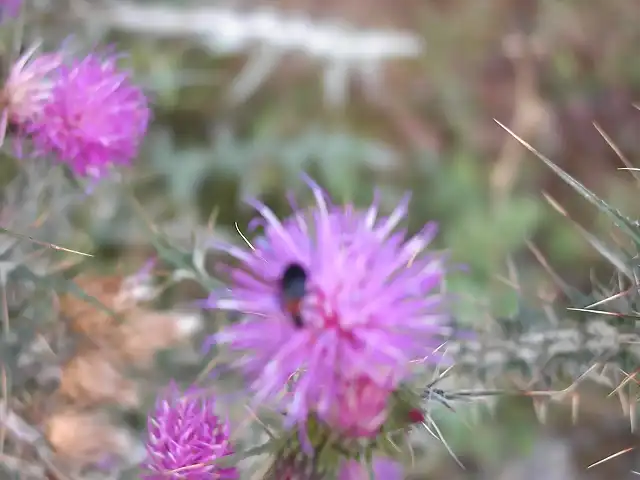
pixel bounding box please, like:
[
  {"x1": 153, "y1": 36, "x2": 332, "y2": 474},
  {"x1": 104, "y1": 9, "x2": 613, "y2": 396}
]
[
  {"x1": 45, "y1": 409, "x2": 138, "y2": 469},
  {"x1": 58, "y1": 347, "x2": 139, "y2": 408}
]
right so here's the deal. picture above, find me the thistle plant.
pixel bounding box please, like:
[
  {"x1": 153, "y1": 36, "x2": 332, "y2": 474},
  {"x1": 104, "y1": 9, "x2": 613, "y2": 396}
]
[
  {"x1": 132, "y1": 120, "x2": 640, "y2": 479},
  {"x1": 207, "y1": 175, "x2": 449, "y2": 426},
  {"x1": 3, "y1": 2, "x2": 640, "y2": 479},
  {"x1": 177, "y1": 175, "x2": 455, "y2": 477}
]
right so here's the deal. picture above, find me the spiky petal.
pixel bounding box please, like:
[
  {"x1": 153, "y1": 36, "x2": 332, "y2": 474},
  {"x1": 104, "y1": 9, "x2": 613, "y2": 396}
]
[
  {"x1": 208, "y1": 176, "x2": 449, "y2": 431},
  {"x1": 142, "y1": 382, "x2": 237, "y2": 479},
  {"x1": 26, "y1": 50, "x2": 150, "y2": 179},
  {"x1": 0, "y1": 43, "x2": 63, "y2": 147}
]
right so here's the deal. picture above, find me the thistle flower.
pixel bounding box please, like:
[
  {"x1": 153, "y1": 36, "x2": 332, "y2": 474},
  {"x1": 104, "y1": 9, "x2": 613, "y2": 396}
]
[
  {"x1": 142, "y1": 382, "x2": 237, "y2": 479},
  {"x1": 0, "y1": 43, "x2": 63, "y2": 147},
  {"x1": 208, "y1": 175, "x2": 449, "y2": 431},
  {"x1": 26, "y1": 50, "x2": 150, "y2": 179},
  {"x1": 338, "y1": 457, "x2": 403, "y2": 480}
]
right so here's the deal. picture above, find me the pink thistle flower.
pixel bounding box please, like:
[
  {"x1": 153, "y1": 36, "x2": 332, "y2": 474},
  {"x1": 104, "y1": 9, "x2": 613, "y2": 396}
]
[
  {"x1": 142, "y1": 382, "x2": 237, "y2": 479},
  {"x1": 338, "y1": 457, "x2": 403, "y2": 480},
  {"x1": 0, "y1": 43, "x2": 63, "y2": 147},
  {"x1": 208, "y1": 175, "x2": 449, "y2": 430},
  {"x1": 26, "y1": 50, "x2": 150, "y2": 179}
]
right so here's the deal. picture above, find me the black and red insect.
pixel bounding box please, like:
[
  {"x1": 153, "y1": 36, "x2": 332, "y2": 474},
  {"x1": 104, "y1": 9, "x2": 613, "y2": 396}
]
[{"x1": 279, "y1": 263, "x2": 308, "y2": 328}]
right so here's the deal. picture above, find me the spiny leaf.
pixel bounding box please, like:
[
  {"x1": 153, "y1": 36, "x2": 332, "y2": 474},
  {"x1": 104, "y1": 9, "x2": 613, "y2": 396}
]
[
  {"x1": 542, "y1": 193, "x2": 634, "y2": 281},
  {"x1": 495, "y1": 120, "x2": 640, "y2": 247}
]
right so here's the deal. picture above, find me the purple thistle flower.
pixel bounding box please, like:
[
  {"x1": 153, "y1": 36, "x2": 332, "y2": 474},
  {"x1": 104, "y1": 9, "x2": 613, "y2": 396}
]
[
  {"x1": 0, "y1": 43, "x2": 63, "y2": 147},
  {"x1": 26, "y1": 50, "x2": 150, "y2": 179},
  {"x1": 338, "y1": 457, "x2": 403, "y2": 480},
  {"x1": 142, "y1": 382, "x2": 237, "y2": 479},
  {"x1": 208, "y1": 175, "x2": 449, "y2": 431}
]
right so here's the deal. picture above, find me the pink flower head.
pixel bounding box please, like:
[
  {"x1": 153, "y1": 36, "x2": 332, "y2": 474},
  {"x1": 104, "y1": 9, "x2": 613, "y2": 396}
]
[
  {"x1": 0, "y1": 43, "x2": 63, "y2": 147},
  {"x1": 26, "y1": 50, "x2": 150, "y2": 179},
  {"x1": 338, "y1": 457, "x2": 403, "y2": 480},
  {"x1": 142, "y1": 382, "x2": 237, "y2": 479},
  {"x1": 208, "y1": 175, "x2": 449, "y2": 430}
]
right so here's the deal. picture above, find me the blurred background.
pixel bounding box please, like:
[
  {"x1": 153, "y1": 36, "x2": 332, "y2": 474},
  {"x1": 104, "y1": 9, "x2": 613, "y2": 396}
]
[{"x1": 1, "y1": 0, "x2": 640, "y2": 478}]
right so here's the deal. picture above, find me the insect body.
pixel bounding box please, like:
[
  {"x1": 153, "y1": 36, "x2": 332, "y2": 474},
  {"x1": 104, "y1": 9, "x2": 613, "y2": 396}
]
[{"x1": 279, "y1": 263, "x2": 308, "y2": 328}]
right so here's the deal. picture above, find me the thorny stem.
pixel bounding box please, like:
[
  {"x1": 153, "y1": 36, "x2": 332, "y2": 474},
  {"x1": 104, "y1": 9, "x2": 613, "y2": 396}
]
[{"x1": 447, "y1": 320, "x2": 640, "y2": 377}]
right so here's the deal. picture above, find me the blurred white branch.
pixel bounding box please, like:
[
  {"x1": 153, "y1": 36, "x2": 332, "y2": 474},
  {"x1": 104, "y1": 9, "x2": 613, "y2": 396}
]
[{"x1": 83, "y1": 2, "x2": 424, "y2": 106}]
